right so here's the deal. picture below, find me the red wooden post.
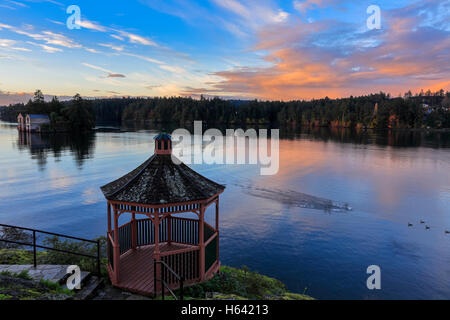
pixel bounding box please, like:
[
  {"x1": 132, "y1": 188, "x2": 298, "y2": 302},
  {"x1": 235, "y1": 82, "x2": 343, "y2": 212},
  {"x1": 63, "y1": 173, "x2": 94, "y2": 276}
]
[
  {"x1": 154, "y1": 210, "x2": 161, "y2": 292},
  {"x1": 131, "y1": 212, "x2": 137, "y2": 250},
  {"x1": 215, "y1": 198, "x2": 219, "y2": 269},
  {"x1": 113, "y1": 207, "x2": 120, "y2": 284},
  {"x1": 167, "y1": 214, "x2": 172, "y2": 245},
  {"x1": 107, "y1": 202, "x2": 111, "y2": 233},
  {"x1": 199, "y1": 204, "x2": 206, "y2": 281}
]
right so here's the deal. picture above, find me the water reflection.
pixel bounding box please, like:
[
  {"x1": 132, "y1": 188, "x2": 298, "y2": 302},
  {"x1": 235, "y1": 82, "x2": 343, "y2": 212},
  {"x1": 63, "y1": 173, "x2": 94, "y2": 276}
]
[
  {"x1": 16, "y1": 131, "x2": 95, "y2": 169},
  {"x1": 120, "y1": 121, "x2": 450, "y2": 149},
  {"x1": 280, "y1": 126, "x2": 450, "y2": 148}
]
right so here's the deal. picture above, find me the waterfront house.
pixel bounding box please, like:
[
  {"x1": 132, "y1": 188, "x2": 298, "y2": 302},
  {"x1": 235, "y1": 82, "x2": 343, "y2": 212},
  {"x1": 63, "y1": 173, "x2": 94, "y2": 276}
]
[
  {"x1": 17, "y1": 113, "x2": 25, "y2": 131},
  {"x1": 18, "y1": 114, "x2": 50, "y2": 132},
  {"x1": 100, "y1": 133, "x2": 225, "y2": 296}
]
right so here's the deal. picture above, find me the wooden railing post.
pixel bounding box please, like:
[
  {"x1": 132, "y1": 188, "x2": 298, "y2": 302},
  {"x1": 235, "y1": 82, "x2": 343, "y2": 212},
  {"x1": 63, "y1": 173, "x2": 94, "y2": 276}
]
[
  {"x1": 113, "y1": 207, "x2": 120, "y2": 284},
  {"x1": 154, "y1": 210, "x2": 161, "y2": 293},
  {"x1": 107, "y1": 202, "x2": 111, "y2": 233},
  {"x1": 131, "y1": 213, "x2": 137, "y2": 249},
  {"x1": 215, "y1": 198, "x2": 219, "y2": 270},
  {"x1": 199, "y1": 204, "x2": 206, "y2": 281},
  {"x1": 167, "y1": 215, "x2": 172, "y2": 245}
]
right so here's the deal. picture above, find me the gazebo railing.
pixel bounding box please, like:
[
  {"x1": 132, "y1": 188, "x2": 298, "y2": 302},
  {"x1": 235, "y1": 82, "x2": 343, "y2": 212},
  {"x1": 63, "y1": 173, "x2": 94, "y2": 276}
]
[
  {"x1": 160, "y1": 246, "x2": 200, "y2": 284},
  {"x1": 154, "y1": 260, "x2": 184, "y2": 300},
  {"x1": 170, "y1": 217, "x2": 199, "y2": 245},
  {"x1": 118, "y1": 222, "x2": 132, "y2": 254},
  {"x1": 109, "y1": 216, "x2": 219, "y2": 287}
]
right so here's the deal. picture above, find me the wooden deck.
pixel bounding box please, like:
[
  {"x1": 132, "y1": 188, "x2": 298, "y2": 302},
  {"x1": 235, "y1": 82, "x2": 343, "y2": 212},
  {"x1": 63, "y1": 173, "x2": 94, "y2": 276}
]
[{"x1": 114, "y1": 243, "x2": 194, "y2": 295}]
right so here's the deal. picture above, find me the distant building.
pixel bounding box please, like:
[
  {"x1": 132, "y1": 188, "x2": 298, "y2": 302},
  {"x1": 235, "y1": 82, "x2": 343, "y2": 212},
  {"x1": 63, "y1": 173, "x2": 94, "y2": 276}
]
[
  {"x1": 17, "y1": 113, "x2": 25, "y2": 131},
  {"x1": 17, "y1": 113, "x2": 50, "y2": 132}
]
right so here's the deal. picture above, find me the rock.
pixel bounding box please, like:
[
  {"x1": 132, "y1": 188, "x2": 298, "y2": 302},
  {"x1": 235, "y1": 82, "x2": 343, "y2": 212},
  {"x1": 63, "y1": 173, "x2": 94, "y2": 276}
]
[{"x1": 37, "y1": 293, "x2": 72, "y2": 300}]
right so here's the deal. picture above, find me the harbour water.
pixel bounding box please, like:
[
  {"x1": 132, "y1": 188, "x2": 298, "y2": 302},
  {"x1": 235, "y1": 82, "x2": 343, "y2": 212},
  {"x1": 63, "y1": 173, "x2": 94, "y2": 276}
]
[{"x1": 0, "y1": 121, "x2": 449, "y2": 299}]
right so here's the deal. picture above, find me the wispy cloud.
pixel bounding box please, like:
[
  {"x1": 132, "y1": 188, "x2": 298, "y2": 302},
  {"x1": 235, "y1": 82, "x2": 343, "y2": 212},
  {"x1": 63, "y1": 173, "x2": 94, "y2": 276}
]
[
  {"x1": 99, "y1": 43, "x2": 124, "y2": 52},
  {"x1": 159, "y1": 64, "x2": 185, "y2": 74},
  {"x1": 0, "y1": 23, "x2": 81, "y2": 48},
  {"x1": 293, "y1": 0, "x2": 335, "y2": 14},
  {"x1": 0, "y1": 38, "x2": 31, "y2": 51},
  {"x1": 6, "y1": 0, "x2": 28, "y2": 8},
  {"x1": 122, "y1": 52, "x2": 163, "y2": 65},
  {"x1": 113, "y1": 29, "x2": 158, "y2": 46},
  {"x1": 108, "y1": 74, "x2": 126, "y2": 78},
  {"x1": 211, "y1": 0, "x2": 289, "y2": 26},
  {"x1": 26, "y1": 41, "x2": 62, "y2": 53},
  {"x1": 81, "y1": 62, "x2": 126, "y2": 78},
  {"x1": 110, "y1": 34, "x2": 124, "y2": 41},
  {"x1": 78, "y1": 19, "x2": 107, "y2": 32}
]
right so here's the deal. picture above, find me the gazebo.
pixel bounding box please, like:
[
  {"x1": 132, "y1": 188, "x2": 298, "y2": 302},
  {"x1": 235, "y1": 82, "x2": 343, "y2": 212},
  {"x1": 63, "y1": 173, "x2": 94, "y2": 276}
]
[{"x1": 100, "y1": 133, "x2": 225, "y2": 296}]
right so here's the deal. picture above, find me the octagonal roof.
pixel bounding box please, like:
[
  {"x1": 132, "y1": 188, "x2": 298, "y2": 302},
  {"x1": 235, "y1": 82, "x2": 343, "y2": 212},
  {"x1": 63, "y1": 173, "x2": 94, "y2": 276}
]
[{"x1": 100, "y1": 154, "x2": 225, "y2": 205}]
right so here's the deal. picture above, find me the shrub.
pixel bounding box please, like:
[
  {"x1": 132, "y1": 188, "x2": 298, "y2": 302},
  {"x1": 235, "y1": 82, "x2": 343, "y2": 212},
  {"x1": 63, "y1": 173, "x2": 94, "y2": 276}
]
[
  {"x1": 181, "y1": 265, "x2": 288, "y2": 299},
  {"x1": 16, "y1": 270, "x2": 32, "y2": 280}
]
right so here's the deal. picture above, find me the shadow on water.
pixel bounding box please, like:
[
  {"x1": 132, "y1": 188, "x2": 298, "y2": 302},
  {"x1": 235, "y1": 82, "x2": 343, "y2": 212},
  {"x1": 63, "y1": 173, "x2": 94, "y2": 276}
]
[{"x1": 15, "y1": 131, "x2": 95, "y2": 170}]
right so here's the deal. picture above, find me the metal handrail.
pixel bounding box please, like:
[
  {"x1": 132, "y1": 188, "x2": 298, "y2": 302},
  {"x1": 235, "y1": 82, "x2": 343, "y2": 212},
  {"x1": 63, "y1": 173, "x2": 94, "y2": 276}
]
[
  {"x1": 154, "y1": 260, "x2": 184, "y2": 300},
  {"x1": 0, "y1": 223, "x2": 101, "y2": 276}
]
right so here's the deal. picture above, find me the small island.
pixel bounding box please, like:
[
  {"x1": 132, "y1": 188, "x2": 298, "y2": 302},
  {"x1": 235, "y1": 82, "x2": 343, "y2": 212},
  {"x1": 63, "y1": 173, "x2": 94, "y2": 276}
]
[{"x1": 13, "y1": 90, "x2": 95, "y2": 133}]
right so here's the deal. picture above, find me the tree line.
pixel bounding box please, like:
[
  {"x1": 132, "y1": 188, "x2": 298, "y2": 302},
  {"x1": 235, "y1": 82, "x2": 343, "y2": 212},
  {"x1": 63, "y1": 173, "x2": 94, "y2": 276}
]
[
  {"x1": 1, "y1": 90, "x2": 95, "y2": 132},
  {"x1": 1, "y1": 89, "x2": 449, "y2": 129}
]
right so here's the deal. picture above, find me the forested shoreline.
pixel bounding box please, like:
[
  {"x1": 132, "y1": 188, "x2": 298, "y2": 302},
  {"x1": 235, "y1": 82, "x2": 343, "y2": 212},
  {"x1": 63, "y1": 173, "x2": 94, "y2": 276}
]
[
  {"x1": 0, "y1": 90, "x2": 95, "y2": 132},
  {"x1": 1, "y1": 90, "x2": 449, "y2": 129}
]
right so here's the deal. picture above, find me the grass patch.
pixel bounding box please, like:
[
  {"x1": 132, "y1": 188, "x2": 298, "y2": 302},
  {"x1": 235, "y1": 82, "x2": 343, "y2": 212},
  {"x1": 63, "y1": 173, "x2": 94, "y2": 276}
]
[
  {"x1": 180, "y1": 265, "x2": 314, "y2": 300},
  {"x1": 0, "y1": 249, "x2": 47, "y2": 265},
  {"x1": 16, "y1": 270, "x2": 32, "y2": 280},
  {"x1": 39, "y1": 279, "x2": 74, "y2": 296},
  {"x1": 0, "y1": 293, "x2": 13, "y2": 300},
  {"x1": 0, "y1": 270, "x2": 32, "y2": 280}
]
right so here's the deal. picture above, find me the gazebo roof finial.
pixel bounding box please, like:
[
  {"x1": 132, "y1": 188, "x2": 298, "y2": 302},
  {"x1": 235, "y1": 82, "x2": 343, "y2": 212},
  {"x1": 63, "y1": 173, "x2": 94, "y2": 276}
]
[{"x1": 153, "y1": 131, "x2": 172, "y2": 155}]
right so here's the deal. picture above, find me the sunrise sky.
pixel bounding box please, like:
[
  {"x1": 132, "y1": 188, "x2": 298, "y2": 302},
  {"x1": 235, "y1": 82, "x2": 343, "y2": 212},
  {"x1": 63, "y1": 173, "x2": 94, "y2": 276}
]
[{"x1": 0, "y1": 0, "x2": 449, "y2": 105}]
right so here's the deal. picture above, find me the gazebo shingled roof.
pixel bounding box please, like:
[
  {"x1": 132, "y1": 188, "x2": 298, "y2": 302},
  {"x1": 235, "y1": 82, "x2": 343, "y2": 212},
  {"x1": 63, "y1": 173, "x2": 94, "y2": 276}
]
[{"x1": 100, "y1": 154, "x2": 225, "y2": 205}]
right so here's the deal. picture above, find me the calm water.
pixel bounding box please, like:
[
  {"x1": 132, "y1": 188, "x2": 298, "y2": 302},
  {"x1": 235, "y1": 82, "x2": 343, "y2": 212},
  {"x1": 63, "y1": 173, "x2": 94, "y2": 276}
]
[{"x1": 0, "y1": 121, "x2": 449, "y2": 300}]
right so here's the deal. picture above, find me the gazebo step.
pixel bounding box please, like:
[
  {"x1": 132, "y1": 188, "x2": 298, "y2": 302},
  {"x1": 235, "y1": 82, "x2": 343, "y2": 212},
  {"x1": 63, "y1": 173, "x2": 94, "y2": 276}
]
[{"x1": 74, "y1": 276, "x2": 104, "y2": 300}]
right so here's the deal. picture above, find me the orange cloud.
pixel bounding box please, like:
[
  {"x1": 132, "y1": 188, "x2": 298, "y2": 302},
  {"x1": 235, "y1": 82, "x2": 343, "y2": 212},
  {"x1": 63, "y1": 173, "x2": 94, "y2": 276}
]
[{"x1": 209, "y1": 1, "x2": 450, "y2": 100}]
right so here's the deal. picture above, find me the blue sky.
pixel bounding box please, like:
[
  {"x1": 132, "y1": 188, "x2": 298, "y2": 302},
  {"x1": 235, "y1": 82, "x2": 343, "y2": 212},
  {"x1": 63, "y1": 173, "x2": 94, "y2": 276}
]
[{"x1": 0, "y1": 0, "x2": 449, "y2": 104}]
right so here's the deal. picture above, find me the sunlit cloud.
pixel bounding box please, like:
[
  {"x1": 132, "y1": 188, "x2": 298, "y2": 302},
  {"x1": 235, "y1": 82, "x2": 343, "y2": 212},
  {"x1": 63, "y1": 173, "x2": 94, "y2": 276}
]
[{"x1": 210, "y1": 0, "x2": 450, "y2": 100}]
